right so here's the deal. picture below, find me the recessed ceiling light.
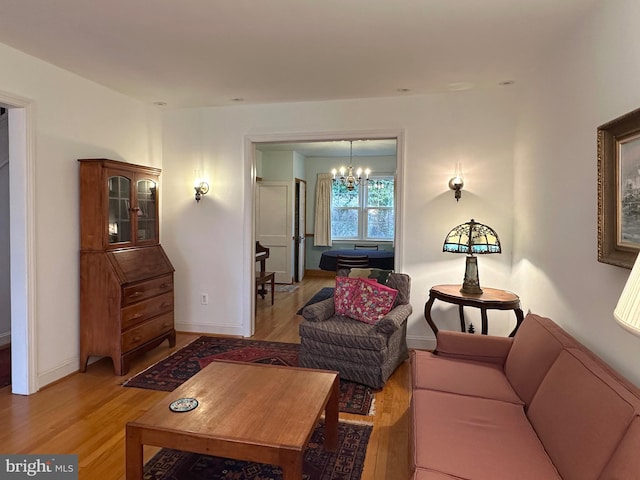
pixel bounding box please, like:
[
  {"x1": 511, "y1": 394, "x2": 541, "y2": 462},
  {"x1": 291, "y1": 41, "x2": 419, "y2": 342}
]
[{"x1": 153, "y1": 101, "x2": 167, "y2": 106}]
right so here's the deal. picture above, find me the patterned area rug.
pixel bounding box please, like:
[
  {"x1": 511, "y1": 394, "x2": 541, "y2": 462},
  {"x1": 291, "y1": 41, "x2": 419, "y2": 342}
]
[
  {"x1": 144, "y1": 420, "x2": 372, "y2": 480},
  {"x1": 124, "y1": 337, "x2": 376, "y2": 415},
  {"x1": 266, "y1": 284, "x2": 299, "y2": 292}
]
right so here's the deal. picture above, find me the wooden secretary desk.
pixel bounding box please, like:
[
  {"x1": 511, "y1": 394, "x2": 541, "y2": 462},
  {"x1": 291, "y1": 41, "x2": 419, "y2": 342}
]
[{"x1": 78, "y1": 159, "x2": 175, "y2": 376}]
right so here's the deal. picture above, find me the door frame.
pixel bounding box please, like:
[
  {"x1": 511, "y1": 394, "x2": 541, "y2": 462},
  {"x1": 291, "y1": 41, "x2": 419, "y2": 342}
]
[
  {"x1": 244, "y1": 129, "x2": 405, "y2": 337},
  {"x1": 0, "y1": 90, "x2": 37, "y2": 395}
]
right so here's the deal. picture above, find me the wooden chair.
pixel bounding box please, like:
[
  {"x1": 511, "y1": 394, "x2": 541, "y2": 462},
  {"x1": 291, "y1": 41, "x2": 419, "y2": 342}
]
[
  {"x1": 336, "y1": 255, "x2": 369, "y2": 271},
  {"x1": 354, "y1": 244, "x2": 378, "y2": 250}
]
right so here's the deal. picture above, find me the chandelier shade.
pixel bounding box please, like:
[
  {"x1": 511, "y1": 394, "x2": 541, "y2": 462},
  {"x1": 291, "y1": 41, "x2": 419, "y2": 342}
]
[{"x1": 443, "y1": 219, "x2": 501, "y2": 294}]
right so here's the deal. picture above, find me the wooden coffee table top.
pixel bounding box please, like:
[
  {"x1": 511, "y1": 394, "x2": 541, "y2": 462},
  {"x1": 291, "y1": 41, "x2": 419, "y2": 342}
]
[{"x1": 128, "y1": 360, "x2": 338, "y2": 450}]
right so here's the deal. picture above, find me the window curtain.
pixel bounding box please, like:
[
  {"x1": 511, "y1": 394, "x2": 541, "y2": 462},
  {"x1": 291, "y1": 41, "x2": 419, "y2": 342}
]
[{"x1": 314, "y1": 173, "x2": 333, "y2": 246}]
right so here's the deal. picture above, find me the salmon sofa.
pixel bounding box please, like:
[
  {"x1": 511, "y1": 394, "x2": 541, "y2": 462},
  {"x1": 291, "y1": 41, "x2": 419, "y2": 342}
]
[{"x1": 411, "y1": 313, "x2": 640, "y2": 480}]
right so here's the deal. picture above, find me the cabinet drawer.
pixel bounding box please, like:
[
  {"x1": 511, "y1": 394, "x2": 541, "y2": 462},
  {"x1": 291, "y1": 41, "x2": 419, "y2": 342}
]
[
  {"x1": 121, "y1": 292, "x2": 173, "y2": 330},
  {"x1": 121, "y1": 312, "x2": 174, "y2": 352},
  {"x1": 122, "y1": 274, "x2": 173, "y2": 305}
]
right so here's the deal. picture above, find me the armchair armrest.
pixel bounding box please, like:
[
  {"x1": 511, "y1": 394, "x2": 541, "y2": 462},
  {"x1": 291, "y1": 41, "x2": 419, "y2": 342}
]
[
  {"x1": 435, "y1": 330, "x2": 513, "y2": 366},
  {"x1": 302, "y1": 297, "x2": 335, "y2": 322},
  {"x1": 376, "y1": 303, "x2": 413, "y2": 334}
]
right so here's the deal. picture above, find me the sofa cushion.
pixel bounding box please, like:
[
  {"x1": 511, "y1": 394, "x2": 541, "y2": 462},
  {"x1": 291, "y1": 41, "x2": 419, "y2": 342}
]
[
  {"x1": 413, "y1": 468, "x2": 467, "y2": 480},
  {"x1": 412, "y1": 350, "x2": 523, "y2": 405},
  {"x1": 348, "y1": 267, "x2": 393, "y2": 285},
  {"x1": 504, "y1": 313, "x2": 578, "y2": 406},
  {"x1": 527, "y1": 349, "x2": 640, "y2": 480},
  {"x1": 350, "y1": 278, "x2": 398, "y2": 323},
  {"x1": 599, "y1": 415, "x2": 640, "y2": 480},
  {"x1": 435, "y1": 330, "x2": 513, "y2": 366},
  {"x1": 412, "y1": 389, "x2": 560, "y2": 480},
  {"x1": 333, "y1": 276, "x2": 361, "y2": 318}
]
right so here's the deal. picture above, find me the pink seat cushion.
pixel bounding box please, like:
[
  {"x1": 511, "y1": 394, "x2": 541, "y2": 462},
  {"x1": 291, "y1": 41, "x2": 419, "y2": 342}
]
[
  {"x1": 412, "y1": 389, "x2": 560, "y2": 480},
  {"x1": 413, "y1": 468, "x2": 466, "y2": 479},
  {"x1": 412, "y1": 350, "x2": 523, "y2": 405}
]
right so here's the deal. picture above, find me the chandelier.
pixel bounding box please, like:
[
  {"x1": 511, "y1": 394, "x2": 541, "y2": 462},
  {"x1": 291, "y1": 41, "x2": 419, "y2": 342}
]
[{"x1": 331, "y1": 141, "x2": 371, "y2": 191}]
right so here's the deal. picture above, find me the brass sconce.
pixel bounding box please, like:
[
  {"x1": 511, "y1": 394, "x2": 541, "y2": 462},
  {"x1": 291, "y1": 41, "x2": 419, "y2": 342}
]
[
  {"x1": 194, "y1": 172, "x2": 209, "y2": 203},
  {"x1": 448, "y1": 175, "x2": 464, "y2": 202},
  {"x1": 448, "y1": 162, "x2": 464, "y2": 202}
]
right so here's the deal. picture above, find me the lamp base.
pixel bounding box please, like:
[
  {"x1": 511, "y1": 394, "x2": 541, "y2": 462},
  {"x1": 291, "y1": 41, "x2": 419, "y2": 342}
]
[{"x1": 460, "y1": 255, "x2": 483, "y2": 295}]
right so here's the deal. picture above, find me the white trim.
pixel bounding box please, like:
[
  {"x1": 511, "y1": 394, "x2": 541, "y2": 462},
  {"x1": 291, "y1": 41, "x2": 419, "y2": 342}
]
[
  {"x1": 407, "y1": 335, "x2": 436, "y2": 351},
  {"x1": 0, "y1": 91, "x2": 37, "y2": 395},
  {"x1": 245, "y1": 129, "x2": 406, "y2": 337},
  {"x1": 175, "y1": 322, "x2": 245, "y2": 337}
]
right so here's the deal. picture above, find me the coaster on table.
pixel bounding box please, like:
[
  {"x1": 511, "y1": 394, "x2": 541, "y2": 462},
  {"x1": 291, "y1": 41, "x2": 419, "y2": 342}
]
[{"x1": 169, "y1": 397, "x2": 199, "y2": 412}]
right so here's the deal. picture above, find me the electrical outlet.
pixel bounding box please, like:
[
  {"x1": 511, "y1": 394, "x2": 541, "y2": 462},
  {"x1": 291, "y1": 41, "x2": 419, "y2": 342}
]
[{"x1": 201, "y1": 293, "x2": 209, "y2": 305}]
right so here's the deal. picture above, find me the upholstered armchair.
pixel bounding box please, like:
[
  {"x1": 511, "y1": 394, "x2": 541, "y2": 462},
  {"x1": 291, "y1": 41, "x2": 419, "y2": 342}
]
[{"x1": 298, "y1": 272, "x2": 411, "y2": 389}]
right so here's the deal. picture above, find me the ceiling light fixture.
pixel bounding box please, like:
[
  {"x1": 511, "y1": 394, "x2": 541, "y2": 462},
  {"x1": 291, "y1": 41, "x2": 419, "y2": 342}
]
[{"x1": 331, "y1": 141, "x2": 371, "y2": 192}]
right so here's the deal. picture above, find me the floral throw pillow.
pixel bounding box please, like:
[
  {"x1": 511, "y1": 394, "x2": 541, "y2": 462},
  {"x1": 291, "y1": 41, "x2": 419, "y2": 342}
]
[
  {"x1": 334, "y1": 276, "x2": 362, "y2": 317},
  {"x1": 351, "y1": 278, "x2": 399, "y2": 324}
]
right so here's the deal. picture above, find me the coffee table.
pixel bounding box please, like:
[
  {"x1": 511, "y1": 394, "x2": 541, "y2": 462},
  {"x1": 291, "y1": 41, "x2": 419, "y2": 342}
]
[{"x1": 125, "y1": 360, "x2": 339, "y2": 480}]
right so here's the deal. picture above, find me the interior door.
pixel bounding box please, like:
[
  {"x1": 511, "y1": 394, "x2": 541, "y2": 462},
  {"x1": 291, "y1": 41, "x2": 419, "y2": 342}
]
[
  {"x1": 297, "y1": 180, "x2": 306, "y2": 281},
  {"x1": 256, "y1": 181, "x2": 293, "y2": 284}
]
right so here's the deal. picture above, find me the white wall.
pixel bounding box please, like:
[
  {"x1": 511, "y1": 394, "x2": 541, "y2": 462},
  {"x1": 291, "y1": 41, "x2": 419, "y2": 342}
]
[
  {"x1": 513, "y1": 0, "x2": 640, "y2": 385},
  {"x1": 162, "y1": 90, "x2": 518, "y2": 344},
  {"x1": 0, "y1": 42, "x2": 162, "y2": 389}
]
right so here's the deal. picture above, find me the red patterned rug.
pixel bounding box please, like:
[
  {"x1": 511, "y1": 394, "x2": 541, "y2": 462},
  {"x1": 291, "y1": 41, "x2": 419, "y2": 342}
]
[
  {"x1": 144, "y1": 420, "x2": 372, "y2": 480},
  {"x1": 123, "y1": 336, "x2": 376, "y2": 416}
]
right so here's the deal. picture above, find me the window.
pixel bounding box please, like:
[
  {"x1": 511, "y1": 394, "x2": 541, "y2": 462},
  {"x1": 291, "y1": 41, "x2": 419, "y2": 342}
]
[{"x1": 331, "y1": 176, "x2": 395, "y2": 240}]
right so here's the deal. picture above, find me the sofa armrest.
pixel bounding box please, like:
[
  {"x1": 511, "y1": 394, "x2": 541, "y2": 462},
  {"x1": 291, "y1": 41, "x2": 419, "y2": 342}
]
[
  {"x1": 302, "y1": 297, "x2": 335, "y2": 322},
  {"x1": 376, "y1": 303, "x2": 413, "y2": 334},
  {"x1": 435, "y1": 330, "x2": 513, "y2": 366}
]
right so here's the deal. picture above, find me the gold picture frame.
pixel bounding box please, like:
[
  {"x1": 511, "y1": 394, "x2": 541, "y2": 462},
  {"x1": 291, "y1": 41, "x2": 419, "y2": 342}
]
[{"x1": 598, "y1": 107, "x2": 640, "y2": 269}]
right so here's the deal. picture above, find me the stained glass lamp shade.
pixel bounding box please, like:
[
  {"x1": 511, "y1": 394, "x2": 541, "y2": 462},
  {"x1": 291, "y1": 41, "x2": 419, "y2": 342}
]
[{"x1": 443, "y1": 218, "x2": 502, "y2": 294}]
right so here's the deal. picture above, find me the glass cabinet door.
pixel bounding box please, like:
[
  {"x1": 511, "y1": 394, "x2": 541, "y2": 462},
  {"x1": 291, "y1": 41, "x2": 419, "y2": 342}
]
[
  {"x1": 108, "y1": 175, "x2": 132, "y2": 244},
  {"x1": 136, "y1": 178, "x2": 157, "y2": 242}
]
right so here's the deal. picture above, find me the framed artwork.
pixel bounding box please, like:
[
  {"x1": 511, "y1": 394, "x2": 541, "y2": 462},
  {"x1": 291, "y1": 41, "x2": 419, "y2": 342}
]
[{"x1": 598, "y1": 107, "x2": 640, "y2": 269}]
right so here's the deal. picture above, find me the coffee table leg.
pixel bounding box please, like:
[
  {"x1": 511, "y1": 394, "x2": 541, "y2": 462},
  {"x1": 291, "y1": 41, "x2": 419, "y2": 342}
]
[
  {"x1": 125, "y1": 425, "x2": 143, "y2": 480},
  {"x1": 281, "y1": 455, "x2": 303, "y2": 480},
  {"x1": 324, "y1": 376, "x2": 339, "y2": 451}
]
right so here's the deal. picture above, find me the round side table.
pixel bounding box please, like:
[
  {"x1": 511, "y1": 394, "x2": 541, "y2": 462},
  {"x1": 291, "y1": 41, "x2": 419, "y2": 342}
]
[{"x1": 424, "y1": 284, "x2": 524, "y2": 337}]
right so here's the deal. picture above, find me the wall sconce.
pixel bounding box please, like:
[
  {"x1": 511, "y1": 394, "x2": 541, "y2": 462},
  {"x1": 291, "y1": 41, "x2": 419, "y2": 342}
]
[
  {"x1": 448, "y1": 161, "x2": 464, "y2": 202},
  {"x1": 194, "y1": 174, "x2": 209, "y2": 203}
]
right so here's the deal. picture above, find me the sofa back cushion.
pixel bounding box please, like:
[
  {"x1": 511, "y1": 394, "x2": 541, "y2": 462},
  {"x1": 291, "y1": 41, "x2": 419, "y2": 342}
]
[
  {"x1": 527, "y1": 349, "x2": 640, "y2": 480},
  {"x1": 599, "y1": 415, "x2": 640, "y2": 480},
  {"x1": 504, "y1": 313, "x2": 577, "y2": 405}
]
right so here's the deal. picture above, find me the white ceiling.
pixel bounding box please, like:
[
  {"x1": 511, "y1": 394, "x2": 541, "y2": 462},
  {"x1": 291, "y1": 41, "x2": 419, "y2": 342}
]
[{"x1": 0, "y1": 0, "x2": 598, "y2": 109}]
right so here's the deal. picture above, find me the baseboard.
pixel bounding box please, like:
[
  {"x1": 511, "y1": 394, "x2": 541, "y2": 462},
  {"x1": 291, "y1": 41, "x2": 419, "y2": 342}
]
[
  {"x1": 407, "y1": 335, "x2": 436, "y2": 351},
  {"x1": 37, "y1": 357, "x2": 79, "y2": 390},
  {"x1": 175, "y1": 322, "x2": 244, "y2": 337}
]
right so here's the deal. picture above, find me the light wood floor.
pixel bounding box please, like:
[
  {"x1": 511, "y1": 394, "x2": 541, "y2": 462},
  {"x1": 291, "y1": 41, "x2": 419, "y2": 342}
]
[{"x1": 0, "y1": 273, "x2": 413, "y2": 480}]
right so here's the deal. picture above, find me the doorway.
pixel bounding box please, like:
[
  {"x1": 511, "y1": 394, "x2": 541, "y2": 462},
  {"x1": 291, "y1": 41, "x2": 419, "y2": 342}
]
[
  {"x1": 0, "y1": 91, "x2": 36, "y2": 395},
  {"x1": 248, "y1": 130, "x2": 404, "y2": 338}
]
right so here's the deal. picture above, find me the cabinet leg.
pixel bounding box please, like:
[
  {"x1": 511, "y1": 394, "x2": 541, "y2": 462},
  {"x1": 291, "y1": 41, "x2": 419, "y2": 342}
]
[{"x1": 168, "y1": 330, "x2": 176, "y2": 348}]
